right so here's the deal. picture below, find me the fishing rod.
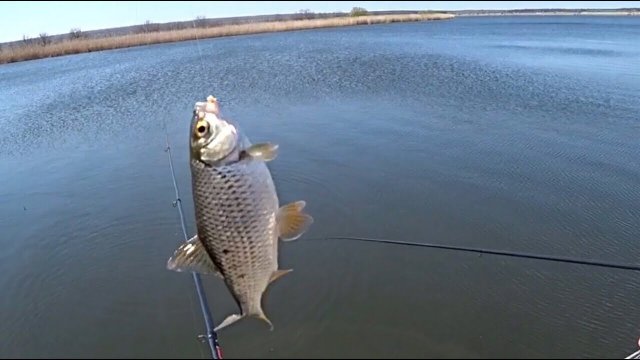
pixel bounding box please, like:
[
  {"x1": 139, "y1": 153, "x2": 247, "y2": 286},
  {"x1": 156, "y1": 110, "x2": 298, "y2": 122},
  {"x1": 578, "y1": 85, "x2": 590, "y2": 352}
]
[
  {"x1": 321, "y1": 236, "x2": 640, "y2": 272},
  {"x1": 151, "y1": 11, "x2": 227, "y2": 358},
  {"x1": 164, "y1": 132, "x2": 223, "y2": 359}
]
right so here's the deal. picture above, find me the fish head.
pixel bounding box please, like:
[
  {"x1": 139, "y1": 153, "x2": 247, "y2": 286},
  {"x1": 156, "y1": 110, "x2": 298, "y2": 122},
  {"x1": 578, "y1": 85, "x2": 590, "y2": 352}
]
[{"x1": 190, "y1": 96, "x2": 239, "y2": 166}]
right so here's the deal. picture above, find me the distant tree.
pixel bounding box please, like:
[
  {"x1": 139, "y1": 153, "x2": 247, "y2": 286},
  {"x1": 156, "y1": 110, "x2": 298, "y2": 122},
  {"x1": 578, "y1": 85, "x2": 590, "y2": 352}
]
[
  {"x1": 38, "y1": 32, "x2": 51, "y2": 46},
  {"x1": 350, "y1": 7, "x2": 368, "y2": 17},
  {"x1": 194, "y1": 15, "x2": 207, "y2": 28},
  {"x1": 141, "y1": 20, "x2": 159, "y2": 33},
  {"x1": 297, "y1": 9, "x2": 314, "y2": 19},
  {"x1": 22, "y1": 35, "x2": 33, "y2": 46},
  {"x1": 69, "y1": 28, "x2": 83, "y2": 40}
]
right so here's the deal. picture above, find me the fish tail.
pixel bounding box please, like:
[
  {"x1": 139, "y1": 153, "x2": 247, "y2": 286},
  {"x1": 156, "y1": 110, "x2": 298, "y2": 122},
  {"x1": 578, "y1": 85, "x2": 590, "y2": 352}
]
[
  {"x1": 253, "y1": 306, "x2": 274, "y2": 331},
  {"x1": 213, "y1": 313, "x2": 244, "y2": 332},
  {"x1": 213, "y1": 306, "x2": 274, "y2": 332}
]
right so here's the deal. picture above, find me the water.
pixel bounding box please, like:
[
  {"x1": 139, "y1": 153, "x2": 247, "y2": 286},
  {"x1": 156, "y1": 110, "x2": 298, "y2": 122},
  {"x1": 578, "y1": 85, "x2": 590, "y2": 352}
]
[{"x1": 1, "y1": 16, "x2": 639, "y2": 358}]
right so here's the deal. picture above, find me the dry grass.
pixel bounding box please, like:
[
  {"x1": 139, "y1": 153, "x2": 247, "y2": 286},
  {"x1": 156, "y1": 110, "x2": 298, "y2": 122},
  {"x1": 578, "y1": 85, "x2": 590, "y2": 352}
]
[{"x1": 0, "y1": 13, "x2": 454, "y2": 64}]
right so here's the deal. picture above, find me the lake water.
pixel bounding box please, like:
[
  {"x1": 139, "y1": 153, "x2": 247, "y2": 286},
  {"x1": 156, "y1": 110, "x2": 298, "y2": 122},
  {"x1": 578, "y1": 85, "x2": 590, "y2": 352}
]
[{"x1": 1, "y1": 16, "x2": 639, "y2": 358}]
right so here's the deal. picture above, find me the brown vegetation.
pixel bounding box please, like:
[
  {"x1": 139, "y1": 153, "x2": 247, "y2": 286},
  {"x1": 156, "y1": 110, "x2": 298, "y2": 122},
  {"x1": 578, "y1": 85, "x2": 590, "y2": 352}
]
[{"x1": 0, "y1": 13, "x2": 454, "y2": 64}]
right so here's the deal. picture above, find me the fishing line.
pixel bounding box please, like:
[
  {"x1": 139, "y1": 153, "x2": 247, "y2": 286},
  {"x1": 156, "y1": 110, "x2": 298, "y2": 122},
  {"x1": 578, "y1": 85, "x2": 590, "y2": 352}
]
[
  {"x1": 316, "y1": 236, "x2": 640, "y2": 272},
  {"x1": 142, "y1": 6, "x2": 639, "y2": 357},
  {"x1": 134, "y1": 3, "x2": 217, "y2": 358},
  {"x1": 140, "y1": 3, "x2": 220, "y2": 357},
  {"x1": 191, "y1": 19, "x2": 206, "y2": 74},
  {"x1": 318, "y1": 235, "x2": 640, "y2": 358}
]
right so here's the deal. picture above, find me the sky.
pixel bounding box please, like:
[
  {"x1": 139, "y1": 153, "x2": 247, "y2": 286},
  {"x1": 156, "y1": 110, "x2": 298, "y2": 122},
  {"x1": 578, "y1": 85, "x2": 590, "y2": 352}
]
[{"x1": 1, "y1": 1, "x2": 639, "y2": 43}]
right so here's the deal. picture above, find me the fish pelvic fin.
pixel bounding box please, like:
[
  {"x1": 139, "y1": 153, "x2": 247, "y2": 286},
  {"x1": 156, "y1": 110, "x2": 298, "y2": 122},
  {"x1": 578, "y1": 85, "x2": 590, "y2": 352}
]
[
  {"x1": 277, "y1": 201, "x2": 314, "y2": 242},
  {"x1": 166, "y1": 235, "x2": 223, "y2": 278}
]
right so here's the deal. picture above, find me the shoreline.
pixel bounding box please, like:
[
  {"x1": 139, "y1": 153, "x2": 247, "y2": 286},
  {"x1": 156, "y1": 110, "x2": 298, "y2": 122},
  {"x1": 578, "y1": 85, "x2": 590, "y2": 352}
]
[
  {"x1": 458, "y1": 13, "x2": 640, "y2": 16},
  {"x1": 454, "y1": 10, "x2": 639, "y2": 16},
  {"x1": 0, "y1": 13, "x2": 453, "y2": 65}
]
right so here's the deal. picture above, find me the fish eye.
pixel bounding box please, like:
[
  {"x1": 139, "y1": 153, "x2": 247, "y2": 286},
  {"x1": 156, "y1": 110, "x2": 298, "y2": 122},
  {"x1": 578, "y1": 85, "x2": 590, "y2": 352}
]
[{"x1": 195, "y1": 121, "x2": 209, "y2": 137}]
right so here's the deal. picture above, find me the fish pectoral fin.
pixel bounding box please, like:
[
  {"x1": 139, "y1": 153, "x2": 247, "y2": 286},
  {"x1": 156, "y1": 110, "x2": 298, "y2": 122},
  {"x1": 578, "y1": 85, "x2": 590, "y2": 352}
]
[
  {"x1": 166, "y1": 235, "x2": 223, "y2": 278},
  {"x1": 277, "y1": 201, "x2": 314, "y2": 241},
  {"x1": 241, "y1": 143, "x2": 279, "y2": 162},
  {"x1": 214, "y1": 314, "x2": 244, "y2": 332},
  {"x1": 269, "y1": 269, "x2": 293, "y2": 285}
]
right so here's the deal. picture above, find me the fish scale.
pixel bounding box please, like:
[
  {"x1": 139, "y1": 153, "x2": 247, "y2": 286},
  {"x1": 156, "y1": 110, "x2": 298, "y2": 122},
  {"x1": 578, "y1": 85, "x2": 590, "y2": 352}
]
[{"x1": 191, "y1": 156, "x2": 278, "y2": 309}]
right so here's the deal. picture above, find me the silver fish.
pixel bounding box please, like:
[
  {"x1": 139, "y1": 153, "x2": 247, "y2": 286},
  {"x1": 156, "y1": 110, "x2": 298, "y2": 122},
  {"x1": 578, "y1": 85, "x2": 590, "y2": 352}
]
[{"x1": 167, "y1": 95, "x2": 313, "y2": 332}]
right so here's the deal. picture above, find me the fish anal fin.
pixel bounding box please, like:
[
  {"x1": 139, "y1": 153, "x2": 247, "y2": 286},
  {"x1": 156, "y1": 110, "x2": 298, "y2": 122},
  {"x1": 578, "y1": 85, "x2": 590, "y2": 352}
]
[
  {"x1": 277, "y1": 201, "x2": 314, "y2": 241},
  {"x1": 269, "y1": 269, "x2": 293, "y2": 285},
  {"x1": 166, "y1": 235, "x2": 223, "y2": 278}
]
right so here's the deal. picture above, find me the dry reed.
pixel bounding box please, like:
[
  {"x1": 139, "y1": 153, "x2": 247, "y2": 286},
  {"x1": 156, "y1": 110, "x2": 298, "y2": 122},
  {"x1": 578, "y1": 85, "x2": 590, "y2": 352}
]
[{"x1": 0, "y1": 13, "x2": 454, "y2": 64}]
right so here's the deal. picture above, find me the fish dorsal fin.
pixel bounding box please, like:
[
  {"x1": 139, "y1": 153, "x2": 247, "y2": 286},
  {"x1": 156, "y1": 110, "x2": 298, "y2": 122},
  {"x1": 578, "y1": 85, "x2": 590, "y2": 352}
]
[
  {"x1": 166, "y1": 235, "x2": 223, "y2": 278},
  {"x1": 277, "y1": 201, "x2": 314, "y2": 241},
  {"x1": 269, "y1": 269, "x2": 293, "y2": 284},
  {"x1": 241, "y1": 143, "x2": 279, "y2": 162}
]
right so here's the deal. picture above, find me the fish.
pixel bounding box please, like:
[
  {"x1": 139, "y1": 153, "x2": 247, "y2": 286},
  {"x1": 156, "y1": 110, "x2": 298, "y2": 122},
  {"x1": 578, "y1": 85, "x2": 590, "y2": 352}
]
[{"x1": 166, "y1": 95, "x2": 313, "y2": 332}]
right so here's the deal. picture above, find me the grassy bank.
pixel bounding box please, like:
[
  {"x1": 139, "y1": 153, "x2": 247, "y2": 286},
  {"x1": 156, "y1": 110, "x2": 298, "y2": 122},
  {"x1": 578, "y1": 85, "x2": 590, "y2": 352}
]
[{"x1": 0, "y1": 13, "x2": 454, "y2": 64}]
